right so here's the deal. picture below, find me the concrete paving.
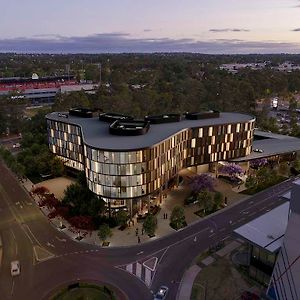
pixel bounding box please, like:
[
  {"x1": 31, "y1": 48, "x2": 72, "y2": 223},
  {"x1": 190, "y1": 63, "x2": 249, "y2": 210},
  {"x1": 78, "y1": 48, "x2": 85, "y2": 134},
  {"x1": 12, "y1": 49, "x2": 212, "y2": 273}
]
[
  {"x1": 201, "y1": 255, "x2": 216, "y2": 266},
  {"x1": 21, "y1": 174, "x2": 250, "y2": 247},
  {"x1": 34, "y1": 177, "x2": 75, "y2": 200},
  {"x1": 176, "y1": 265, "x2": 202, "y2": 300},
  {"x1": 216, "y1": 240, "x2": 242, "y2": 257}
]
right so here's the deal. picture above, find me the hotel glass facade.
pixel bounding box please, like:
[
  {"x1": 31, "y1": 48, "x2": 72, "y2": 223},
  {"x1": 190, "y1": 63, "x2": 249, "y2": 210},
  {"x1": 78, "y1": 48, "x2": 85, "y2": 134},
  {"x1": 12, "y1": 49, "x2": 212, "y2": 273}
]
[{"x1": 47, "y1": 114, "x2": 255, "y2": 207}]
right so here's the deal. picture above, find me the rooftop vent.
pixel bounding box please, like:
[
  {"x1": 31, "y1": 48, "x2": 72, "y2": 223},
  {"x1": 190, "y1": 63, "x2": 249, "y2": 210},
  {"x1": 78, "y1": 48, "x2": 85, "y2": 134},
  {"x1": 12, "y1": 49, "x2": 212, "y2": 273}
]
[
  {"x1": 144, "y1": 114, "x2": 182, "y2": 124},
  {"x1": 109, "y1": 120, "x2": 150, "y2": 136},
  {"x1": 185, "y1": 110, "x2": 220, "y2": 120},
  {"x1": 69, "y1": 107, "x2": 93, "y2": 118},
  {"x1": 99, "y1": 112, "x2": 134, "y2": 123}
]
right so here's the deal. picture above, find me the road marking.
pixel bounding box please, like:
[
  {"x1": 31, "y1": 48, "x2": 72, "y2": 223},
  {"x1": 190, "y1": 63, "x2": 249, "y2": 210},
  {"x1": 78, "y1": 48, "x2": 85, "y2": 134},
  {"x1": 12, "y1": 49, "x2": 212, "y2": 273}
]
[
  {"x1": 11, "y1": 280, "x2": 15, "y2": 296},
  {"x1": 209, "y1": 233, "x2": 216, "y2": 238},
  {"x1": 137, "y1": 251, "x2": 144, "y2": 255},
  {"x1": 46, "y1": 242, "x2": 55, "y2": 248},
  {"x1": 144, "y1": 267, "x2": 152, "y2": 286},
  {"x1": 136, "y1": 262, "x2": 142, "y2": 278},
  {"x1": 126, "y1": 264, "x2": 133, "y2": 273},
  {"x1": 55, "y1": 236, "x2": 66, "y2": 242},
  {"x1": 168, "y1": 227, "x2": 210, "y2": 249},
  {"x1": 23, "y1": 224, "x2": 42, "y2": 246}
]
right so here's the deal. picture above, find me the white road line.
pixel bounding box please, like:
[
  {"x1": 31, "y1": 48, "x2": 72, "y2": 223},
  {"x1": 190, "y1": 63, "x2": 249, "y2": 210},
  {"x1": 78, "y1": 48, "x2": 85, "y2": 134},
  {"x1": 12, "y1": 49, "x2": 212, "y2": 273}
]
[
  {"x1": 169, "y1": 227, "x2": 210, "y2": 249},
  {"x1": 136, "y1": 263, "x2": 142, "y2": 278},
  {"x1": 126, "y1": 264, "x2": 133, "y2": 273},
  {"x1": 144, "y1": 267, "x2": 152, "y2": 287},
  {"x1": 23, "y1": 224, "x2": 42, "y2": 246},
  {"x1": 11, "y1": 280, "x2": 15, "y2": 296},
  {"x1": 209, "y1": 233, "x2": 216, "y2": 238}
]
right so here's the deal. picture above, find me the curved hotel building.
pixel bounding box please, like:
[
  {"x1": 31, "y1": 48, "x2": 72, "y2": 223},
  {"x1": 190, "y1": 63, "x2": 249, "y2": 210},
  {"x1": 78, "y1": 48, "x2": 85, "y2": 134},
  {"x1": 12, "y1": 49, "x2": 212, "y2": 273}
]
[{"x1": 46, "y1": 109, "x2": 255, "y2": 212}]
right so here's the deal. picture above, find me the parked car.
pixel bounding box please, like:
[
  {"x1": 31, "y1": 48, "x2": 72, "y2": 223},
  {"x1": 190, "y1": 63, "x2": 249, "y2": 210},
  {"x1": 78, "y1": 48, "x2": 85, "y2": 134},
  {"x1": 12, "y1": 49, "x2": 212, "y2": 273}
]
[
  {"x1": 11, "y1": 261, "x2": 20, "y2": 276},
  {"x1": 154, "y1": 286, "x2": 169, "y2": 300},
  {"x1": 253, "y1": 148, "x2": 264, "y2": 153}
]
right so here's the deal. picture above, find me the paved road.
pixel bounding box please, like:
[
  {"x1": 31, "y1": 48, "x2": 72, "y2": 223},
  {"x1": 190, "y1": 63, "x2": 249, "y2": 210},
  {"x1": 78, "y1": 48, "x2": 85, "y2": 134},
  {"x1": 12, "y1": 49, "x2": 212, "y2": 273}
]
[{"x1": 0, "y1": 161, "x2": 295, "y2": 300}]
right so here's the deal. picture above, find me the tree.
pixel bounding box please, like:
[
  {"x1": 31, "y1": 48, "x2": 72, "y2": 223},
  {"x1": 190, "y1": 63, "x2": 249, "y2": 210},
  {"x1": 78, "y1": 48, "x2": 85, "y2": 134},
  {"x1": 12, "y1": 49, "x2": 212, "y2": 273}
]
[
  {"x1": 116, "y1": 210, "x2": 129, "y2": 226},
  {"x1": 292, "y1": 159, "x2": 300, "y2": 171},
  {"x1": 32, "y1": 186, "x2": 50, "y2": 197},
  {"x1": 218, "y1": 163, "x2": 243, "y2": 178},
  {"x1": 68, "y1": 215, "x2": 94, "y2": 230},
  {"x1": 197, "y1": 190, "x2": 214, "y2": 214},
  {"x1": 245, "y1": 175, "x2": 257, "y2": 190},
  {"x1": 213, "y1": 192, "x2": 223, "y2": 209},
  {"x1": 189, "y1": 174, "x2": 215, "y2": 194},
  {"x1": 98, "y1": 224, "x2": 112, "y2": 242},
  {"x1": 170, "y1": 206, "x2": 186, "y2": 230},
  {"x1": 250, "y1": 158, "x2": 268, "y2": 169},
  {"x1": 50, "y1": 157, "x2": 65, "y2": 177},
  {"x1": 143, "y1": 214, "x2": 157, "y2": 236}
]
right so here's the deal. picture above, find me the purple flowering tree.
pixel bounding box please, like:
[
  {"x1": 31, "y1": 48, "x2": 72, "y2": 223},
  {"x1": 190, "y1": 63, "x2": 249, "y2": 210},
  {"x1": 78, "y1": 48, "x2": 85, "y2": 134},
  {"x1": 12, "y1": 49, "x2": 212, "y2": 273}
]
[
  {"x1": 218, "y1": 163, "x2": 243, "y2": 178},
  {"x1": 189, "y1": 173, "x2": 215, "y2": 193},
  {"x1": 250, "y1": 158, "x2": 268, "y2": 169}
]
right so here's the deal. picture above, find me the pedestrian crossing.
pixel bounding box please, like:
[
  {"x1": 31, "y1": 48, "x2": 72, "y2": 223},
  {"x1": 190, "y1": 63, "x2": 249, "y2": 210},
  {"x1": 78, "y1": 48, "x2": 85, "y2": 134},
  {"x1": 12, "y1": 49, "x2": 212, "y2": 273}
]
[{"x1": 118, "y1": 257, "x2": 158, "y2": 287}]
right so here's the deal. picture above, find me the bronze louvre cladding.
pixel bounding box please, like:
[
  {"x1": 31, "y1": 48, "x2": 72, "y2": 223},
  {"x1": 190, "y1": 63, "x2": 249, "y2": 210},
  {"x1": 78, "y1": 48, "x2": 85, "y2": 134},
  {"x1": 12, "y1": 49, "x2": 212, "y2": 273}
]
[{"x1": 46, "y1": 112, "x2": 255, "y2": 201}]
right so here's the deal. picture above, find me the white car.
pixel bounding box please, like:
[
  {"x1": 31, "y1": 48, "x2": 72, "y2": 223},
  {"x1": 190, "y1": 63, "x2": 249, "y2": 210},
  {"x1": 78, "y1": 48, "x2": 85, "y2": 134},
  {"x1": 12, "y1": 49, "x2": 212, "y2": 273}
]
[
  {"x1": 154, "y1": 286, "x2": 169, "y2": 300},
  {"x1": 11, "y1": 261, "x2": 20, "y2": 276}
]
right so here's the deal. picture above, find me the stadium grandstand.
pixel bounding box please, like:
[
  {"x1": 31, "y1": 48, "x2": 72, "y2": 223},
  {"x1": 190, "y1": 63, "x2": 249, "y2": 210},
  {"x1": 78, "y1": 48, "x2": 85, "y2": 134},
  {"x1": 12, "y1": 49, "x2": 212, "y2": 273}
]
[{"x1": 0, "y1": 74, "x2": 98, "y2": 106}]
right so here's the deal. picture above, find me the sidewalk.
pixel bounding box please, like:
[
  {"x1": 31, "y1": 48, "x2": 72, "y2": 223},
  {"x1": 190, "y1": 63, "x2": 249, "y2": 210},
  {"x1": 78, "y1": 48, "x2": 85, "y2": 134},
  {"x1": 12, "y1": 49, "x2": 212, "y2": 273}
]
[{"x1": 177, "y1": 265, "x2": 202, "y2": 300}]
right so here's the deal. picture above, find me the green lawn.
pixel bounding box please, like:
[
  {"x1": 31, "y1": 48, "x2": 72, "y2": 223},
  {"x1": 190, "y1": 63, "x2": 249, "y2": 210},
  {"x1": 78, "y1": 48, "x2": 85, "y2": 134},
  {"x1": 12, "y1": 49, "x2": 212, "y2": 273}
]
[
  {"x1": 53, "y1": 285, "x2": 115, "y2": 300},
  {"x1": 241, "y1": 175, "x2": 287, "y2": 195}
]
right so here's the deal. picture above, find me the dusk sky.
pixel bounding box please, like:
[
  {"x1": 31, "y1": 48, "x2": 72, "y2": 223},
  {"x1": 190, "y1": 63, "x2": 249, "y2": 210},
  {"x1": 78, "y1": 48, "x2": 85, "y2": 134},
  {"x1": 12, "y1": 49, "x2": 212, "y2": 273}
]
[{"x1": 0, "y1": 0, "x2": 300, "y2": 53}]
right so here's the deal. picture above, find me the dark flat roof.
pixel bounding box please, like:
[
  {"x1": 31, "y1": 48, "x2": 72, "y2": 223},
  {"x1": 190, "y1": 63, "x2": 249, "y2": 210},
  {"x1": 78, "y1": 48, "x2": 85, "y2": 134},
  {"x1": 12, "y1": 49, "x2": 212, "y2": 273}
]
[
  {"x1": 46, "y1": 112, "x2": 254, "y2": 151},
  {"x1": 231, "y1": 131, "x2": 300, "y2": 162}
]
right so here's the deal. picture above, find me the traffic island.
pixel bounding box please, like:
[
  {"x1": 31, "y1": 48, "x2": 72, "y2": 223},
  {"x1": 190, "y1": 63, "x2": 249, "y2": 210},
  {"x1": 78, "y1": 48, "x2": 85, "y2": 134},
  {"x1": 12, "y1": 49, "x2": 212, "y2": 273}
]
[{"x1": 51, "y1": 282, "x2": 117, "y2": 300}]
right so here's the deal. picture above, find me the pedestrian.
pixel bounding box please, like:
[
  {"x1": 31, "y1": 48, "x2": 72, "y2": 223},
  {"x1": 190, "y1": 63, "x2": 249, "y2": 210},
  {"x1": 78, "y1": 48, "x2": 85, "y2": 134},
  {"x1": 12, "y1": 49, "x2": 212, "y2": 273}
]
[
  {"x1": 166, "y1": 213, "x2": 168, "y2": 219},
  {"x1": 193, "y1": 236, "x2": 197, "y2": 242},
  {"x1": 138, "y1": 236, "x2": 141, "y2": 243},
  {"x1": 136, "y1": 228, "x2": 138, "y2": 236},
  {"x1": 142, "y1": 228, "x2": 144, "y2": 235}
]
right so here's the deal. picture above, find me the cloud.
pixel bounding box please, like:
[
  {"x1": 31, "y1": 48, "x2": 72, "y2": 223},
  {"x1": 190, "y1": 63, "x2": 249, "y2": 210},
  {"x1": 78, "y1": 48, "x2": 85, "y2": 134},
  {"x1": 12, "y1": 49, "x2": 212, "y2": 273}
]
[
  {"x1": 209, "y1": 28, "x2": 250, "y2": 32},
  {"x1": 291, "y1": 28, "x2": 300, "y2": 31},
  {"x1": 0, "y1": 33, "x2": 299, "y2": 54}
]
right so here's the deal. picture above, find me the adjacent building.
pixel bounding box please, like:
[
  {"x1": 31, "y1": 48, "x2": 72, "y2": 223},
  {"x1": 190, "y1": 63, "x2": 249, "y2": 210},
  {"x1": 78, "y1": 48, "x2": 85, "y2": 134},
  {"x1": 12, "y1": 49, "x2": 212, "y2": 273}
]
[
  {"x1": 234, "y1": 179, "x2": 300, "y2": 299},
  {"x1": 0, "y1": 74, "x2": 98, "y2": 106}
]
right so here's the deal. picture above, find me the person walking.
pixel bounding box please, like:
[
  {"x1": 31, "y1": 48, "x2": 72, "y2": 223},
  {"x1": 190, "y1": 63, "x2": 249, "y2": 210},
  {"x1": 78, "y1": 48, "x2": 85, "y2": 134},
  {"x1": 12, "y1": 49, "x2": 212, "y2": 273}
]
[{"x1": 138, "y1": 236, "x2": 141, "y2": 243}]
